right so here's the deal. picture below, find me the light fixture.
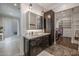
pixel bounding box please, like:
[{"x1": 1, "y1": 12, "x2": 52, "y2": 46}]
[
  {"x1": 47, "y1": 14, "x2": 51, "y2": 19},
  {"x1": 29, "y1": 3, "x2": 32, "y2": 10},
  {"x1": 14, "y1": 3, "x2": 17, "y2": 6}
]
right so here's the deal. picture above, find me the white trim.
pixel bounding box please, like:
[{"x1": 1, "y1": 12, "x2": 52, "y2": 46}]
[{"x1": 17, "y1": 19, "x2": 20, "y2": 36}]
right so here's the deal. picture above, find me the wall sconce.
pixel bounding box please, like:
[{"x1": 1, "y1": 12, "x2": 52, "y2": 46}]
[
  {"x1": 47, "y1": 14, "x2": 51, "y2": 19},
  {"x1": 14, "y1": 3, "x2": 17, "y2": 6},
  {"x1": 29, "y1": 3, "x2": 32, "y2": 9},
  {"x1": 28, "y1": 3, "x2": 32, "y2": 11}
]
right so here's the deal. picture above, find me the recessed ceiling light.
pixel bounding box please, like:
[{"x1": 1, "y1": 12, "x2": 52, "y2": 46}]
[{"x1": 14, "y1": 3, "x2": 17, "y2": 6}]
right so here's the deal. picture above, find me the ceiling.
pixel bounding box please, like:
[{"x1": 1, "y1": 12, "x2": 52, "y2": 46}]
[
  {"x1": 0, "y1": 3, "x2": 20, "y2": 18},
  {"x1": 38, "y1": 3, "x2": 79, "y2": 12}
]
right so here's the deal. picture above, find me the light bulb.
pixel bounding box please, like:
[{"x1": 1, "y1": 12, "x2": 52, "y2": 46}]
[
  {"x1": 14, "y1": 3, "x2": 17, "y2": 6},
  {"x1": 48, "y1": 15, "x2": 51, "y2": 19}
]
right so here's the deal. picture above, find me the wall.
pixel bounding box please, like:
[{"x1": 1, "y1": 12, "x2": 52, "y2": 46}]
[
  {"x1": 0, "y1": 3, "x2": 21, "y2": 38},
  {"x1": 55, "y1": 6, "x2": 79, "y2": 38},
  {"x1": 2, "y1": 16, "x2": 18, "y2": 38},
  {"x1": 0, "y1": 3, "x2": 20, "y2": 18},
  {"x1": 63, "y1": 28, "x2": 72, "y2": 37},
  {"x1": 55, "y1": 19, "x2": 72, "y2": 37},
  {"x1": 53, "y1": 4, "x2": 79, "y2": 12},
  {"x1": 55, "y1": 8, "x2": 72, "y2": 37}
]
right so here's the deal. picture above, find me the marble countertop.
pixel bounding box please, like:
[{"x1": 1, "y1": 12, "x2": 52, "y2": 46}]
[{"x1": 24, "y1": 33, "x2": 50, "y2": 40}]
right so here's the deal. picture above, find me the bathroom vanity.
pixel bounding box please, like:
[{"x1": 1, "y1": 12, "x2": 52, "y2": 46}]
[
  {"x1": 24, "y1": 33, "x2": 50, "y2": 56},
  {"x1": 24, "y1": 10, "x2": 53, "y2": 56}
]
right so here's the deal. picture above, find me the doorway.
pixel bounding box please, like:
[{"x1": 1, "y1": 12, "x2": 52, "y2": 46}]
[{"x1": 0, "y1": 3, "x2": 21, "y2": 56}]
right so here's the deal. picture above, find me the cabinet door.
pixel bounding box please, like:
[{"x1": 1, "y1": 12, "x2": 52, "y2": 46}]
[
  {"x1": 46, "y1": 16, "x2": 52, "y2": 33},
  {"x1": 30, "y1": 38, "x2": 41, "y2": 47},
  {"x1": 44, "y1": 11, "x2": 51, "y2": 33},
  {"x1": 29, "y1": 37, "x2": 42, "y2": 56},
  {"x1": 24, "y1": 38, "x2": 29, "y2": 56},
  {"x1": 40, "y1": 35, "x2": 49, "y2": 48}
]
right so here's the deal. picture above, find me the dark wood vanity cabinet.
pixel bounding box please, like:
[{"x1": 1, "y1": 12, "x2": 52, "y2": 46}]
[
  {"x1": 44, "y1": 10, "x2": 55, "y2": 45},
  {"x1": 24, "y1": 35, "x2": 50, "y2": 56}
]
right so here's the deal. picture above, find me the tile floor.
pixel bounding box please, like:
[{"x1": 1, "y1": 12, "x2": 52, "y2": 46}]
[
  {"x1": 37, "y1": 44, "x2": 79, "y2": 56},
  {"x1": 0, "y1": 36, "x2": 79, "y2": 56},
  {"x1": 45, "y1": 44, "x2": 79, "y2": 56},
  {"x1": 0, "y1": 36, "x2": 21, "y2": 56},
  {"x1": 37, "y1": 51, "x2": 53, "y2": 56}
]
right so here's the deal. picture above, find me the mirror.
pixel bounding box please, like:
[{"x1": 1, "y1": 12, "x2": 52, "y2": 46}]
[{"x1": 26, "y1": 11, "x2": 43, "y2": 30}]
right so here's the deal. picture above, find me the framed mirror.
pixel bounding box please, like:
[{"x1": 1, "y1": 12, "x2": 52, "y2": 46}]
[{"x1": 26, "y1": 11, "x2": 43, "y2": 30}]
